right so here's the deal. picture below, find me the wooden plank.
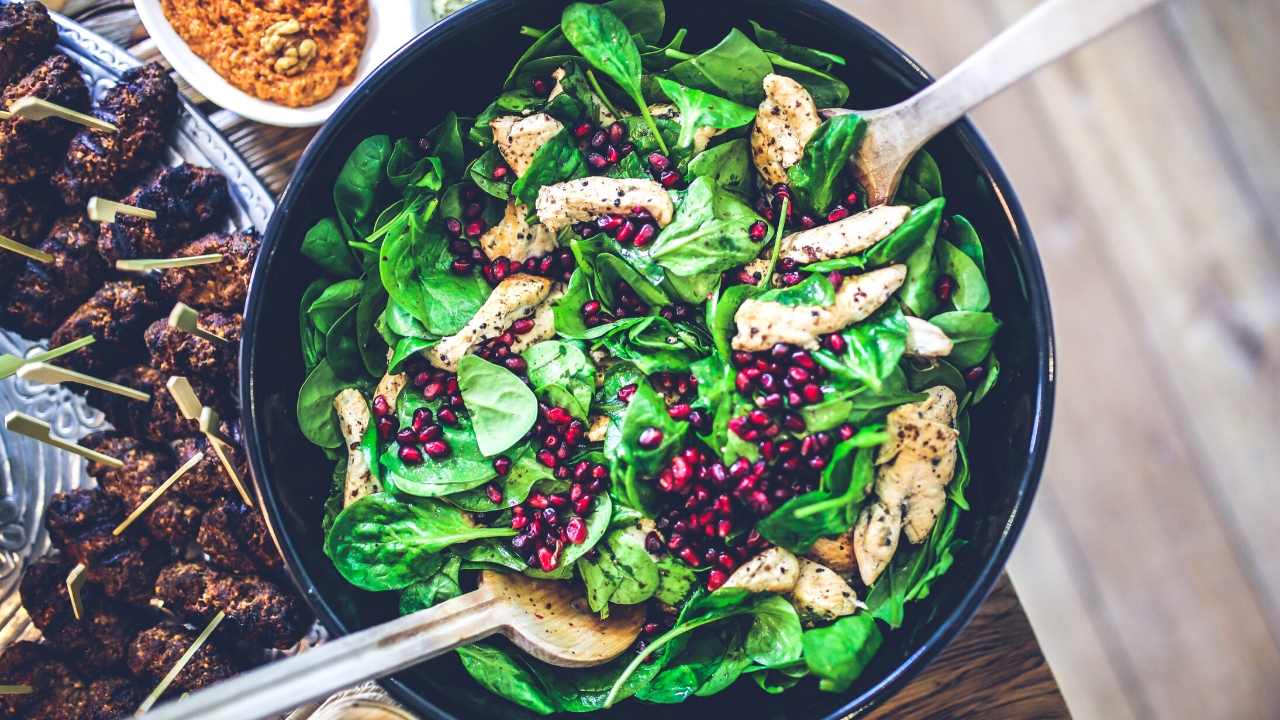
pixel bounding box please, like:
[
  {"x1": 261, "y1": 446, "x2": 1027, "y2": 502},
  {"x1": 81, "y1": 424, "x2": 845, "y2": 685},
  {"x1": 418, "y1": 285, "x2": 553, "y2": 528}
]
[{"x1": 864, "y1": 577, "x2": 1068, "y2": 720}]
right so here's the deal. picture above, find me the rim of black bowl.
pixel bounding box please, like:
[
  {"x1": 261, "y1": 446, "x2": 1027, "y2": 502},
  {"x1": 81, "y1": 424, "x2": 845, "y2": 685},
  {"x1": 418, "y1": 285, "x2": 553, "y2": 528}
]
[{"x1": 240, "y1": 1, "x2": 1057, "y2": 717}]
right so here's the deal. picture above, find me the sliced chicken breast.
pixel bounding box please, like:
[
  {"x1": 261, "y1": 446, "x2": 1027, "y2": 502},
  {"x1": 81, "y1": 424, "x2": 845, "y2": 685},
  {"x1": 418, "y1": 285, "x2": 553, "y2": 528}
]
[
  {"x1": 425, "y1": 274, "x2": 555, "y2": 372},
  {"x1": 491, "y1": 113, "x2": 563, "y2": 177},
  {"x1": 789, "y1": 558, "x2": 859, "y2": 627},
  {"x1": 751, "y1": 74, "x2": 821, "y2": 186},
  {"x1": 777, "y1": 205, "x2": 911, "y2": 265},
  {"x1": 536, "y1": 177, "x2": 674, "y2": 232},
  {"x1": 508, "y1": 286, "x2": 562, "y2": 355},
  {"x1": 852, "y1": 499, "x2": 902, "y2": 586},
  {"x1": 334, "y1": 389, "x2": 380, "y2": 506},
  {"x1": 732, "y1": 264, "x2": 907, "y2": 351},
  {"x1": 876, "y1": 386, "x2": 960, "y2": 544},
  {"x1": 722, "y1": 547, "x2": 800, "y2": 594},
  {"x1": 480, "y1": 201, "x2": 558, "y2": 262},
  {"x1": 904, "y1": 316, "x2": 954, "y2": 358},
  {"x1": 805, "y1": 533, "x2": 857, "y2": 576}
]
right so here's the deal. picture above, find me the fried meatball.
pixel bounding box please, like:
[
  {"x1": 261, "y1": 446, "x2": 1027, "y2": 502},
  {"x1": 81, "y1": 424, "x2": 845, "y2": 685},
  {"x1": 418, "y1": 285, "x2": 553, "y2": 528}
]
[
  {"x1": 19, "y1": 557, "x2": 150, "y2": 672},
  {"x1": 198, "y1": 497, "x2": 280, "y2": 575},
  {"x1": 96, "y1": 163, "x2": 230, "y2": 264},
  {"x1": 0, "y1": 181, "x2": 52, "y2": 247},
  {"x1": 144, "y1": 312, "x2": 241, "y2": 386},
  {"x1": 0, "y1": 1, "x2": 57, "y2": 87},
  {"x1": 45, "y1": 488, "x2": 164, "y2": 605},
  {"x1": 127, "y1": 622, "x2": 240, "y2": 693},
  {"x1": 49, "y1": 279, "x2": 161, "y2": 374},
  {"x1": 79, "y1": 431, "x2": 202, "y2": 546},
  {"x1": 4, "y1": 214, "x2": 105, "y2": 336},
  {"x1": 51, "y1": 63, "x2": 178, "y2": 207},
  {"x1": 158, "y1": 229, "x2": 259, "y2": 312},
  {"x1": 0, "y1": 641, "x2": 82, "y2": 720},
  {"x1": 83, "y1": 676, "x2": 145, "y2": 720},
  {"x1": 0, "y1": 53, "x2": 90, "y2": 186},
  {"x1": 171, "y1": 434, "x2": 248, "y2": 506},
  {"x1": 154, "y1": 561, "x2": 309, "y2": 649},
  {"x1": 87, "y1": 365, "x2": 224, "y2": 445}
]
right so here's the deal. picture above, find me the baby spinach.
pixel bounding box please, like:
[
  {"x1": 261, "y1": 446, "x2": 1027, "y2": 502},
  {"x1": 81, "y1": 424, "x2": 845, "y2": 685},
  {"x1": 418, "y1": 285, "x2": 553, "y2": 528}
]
[
  {"x1": 458, "y1": 355, "x2": 539, "y2": 457},
  {"x1": 654, "y1": 77, "x2": 756, "y2": 155},
  {"x1": 758, "y1": 443, "x2": 879, "y2": 552},
  {"x1": 467, "y1": 148, "x2": 513, "y2": 200},
  {"x1": 813, "y1": 304, "x2": 910, "y2": 393},
  {"x1": 907, "y1": 358, "x2": 967, "y2": 399},
  {"x1": 334, "y1": 135, "x2": 393, "y2": 240},
  {"x1": 307, "y1": 278, "x2": 363, "y2": 334},
  {"x1": 299, "y1": 279, "x2": 329, "y2": 374},
  {"x1": 748, "y1": 20, "x2": 846, "y2": 71},
  {"x1": 456, "y1": 643, "x2": 558, "y2": 715},
  {"x1": 949, "y1": 441, "x2": 971, "y2": 510},
  {"x1": 936, "y1": 238, "x2": 990, "y2": 312},
  {"x1": 801, "y1": 383, "x2": 926, "y2": 433},
  {"x1": 899, "y1": 199, "x2": 946, "y2": 317},
  {"x1": 638, "y1": 624, "x2": 750, "y2": 703},
  {"x1": 324, "y1": 305, "x2": 364, "y2": 381},
  {"x1": 523, "y1": 340, "x2": 595, "y2": 420},
  {"x1": 379, "y1": 204, "x2": 491, "y2": 336},
  {"x1": 866, "y1": 502, "x2": 962, "y2": 629},
  {"x1": 356, "y1": 275, "x2": 388, "y2": 377},
  {"x1": 787, "y1": 113, "x2": 865, "y2": 216},
  {"x1": 604, "y1": 372, "x2": 683, "y2": 509},
  {"x1": 426, "y1": 111, "x2": 466, "y2": 179},
  {"x1": 928, "y1": 310, "x2": 1000, "y2": 368},
  {"x1": 663, "y1": 29, "x2": 772, "y2": 106},
  {"x1": 399, "y1": 555, "x2": 463, "y2": 613},
  {"x1": 388, "y1": 337, "x2": 435, "y2": 373},
  {"x1": 595, "y1": 253, "x2": 668, "y2": 307},
  {"x1": 578, "y1": 525, "x2": 659, "y2": 615},
  {"x1": 757, "y1": 273, "x2": 836, "y2": 307},
  {"x1": 552, "y1": 269, "x2": 594, "y2": 338},
  {"x1": 685, "y1": 138, "x2": 752, "y2": 195},
  {"x1": 447, "y1": 451, "x2": 548, "y2": 512},
  {"x1": 591, "y1": 315, "x2": 708, "y2": 376},
  {"x1": 297, "y1": 359, "x2": 352, "y2": 449},
  {"x1": 527, "y1": 492, "x2": 612, "y2": 579},
  {"x1": 949, "y1": 213, "x2": 986, "y2": 273},
  {"x1": 744, "y1": 595, "x2": 805, "y2": 669},
  {"x1": 302, "y1": 217, "x2": 361, "y2": 277},
  {"x1": 324, "y1": 493, "x2": 514, "y2": 591},
  {"x1": 382, "y1": 393, "x2": 500, "y2": 497},
  {"x1": 971, "y1": 352, "x2": 1000, "y2": 405},
  {"x1": 510, "y1": 127, "x2": 589, "y2": 207},
  {"x1": 766, "y1": 52, "x2": 850, "y2": 108},
  {"x1": 895, "y1": 149, "x2": 943, "y2": 205},
  {"x1": 801, "y1": 613, "x2": 882, "y2": 692}
]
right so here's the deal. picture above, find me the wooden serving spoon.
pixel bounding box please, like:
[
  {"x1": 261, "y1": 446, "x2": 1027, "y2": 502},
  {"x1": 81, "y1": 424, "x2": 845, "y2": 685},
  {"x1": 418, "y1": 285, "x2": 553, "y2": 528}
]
[
  {"x1": 142, "y1": 570, "x2": 645, "y2": 720},
  {"x1": 829, "y1": 0, "x2": 1165, "y2": 206}
]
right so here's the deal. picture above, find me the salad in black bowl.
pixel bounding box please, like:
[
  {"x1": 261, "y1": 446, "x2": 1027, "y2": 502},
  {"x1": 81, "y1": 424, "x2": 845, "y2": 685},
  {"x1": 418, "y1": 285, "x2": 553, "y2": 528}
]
[{"x1": 244, "y1": 0, "x2": 1053, "y2": 717}]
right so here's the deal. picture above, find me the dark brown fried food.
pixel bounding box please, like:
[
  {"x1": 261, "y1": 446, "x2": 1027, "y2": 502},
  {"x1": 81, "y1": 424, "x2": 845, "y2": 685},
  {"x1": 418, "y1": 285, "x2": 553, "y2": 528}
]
[
  {"x1": 96, "y1": 163, "x2": 230, "y2": 264},
  {"x1": 0, "y1": 54, "x2": 90, "y2": 186},
  {"x1": 0, "y1": 641, "x2": 82, "y2": 720},
  {"x1": 45, "y1": 488, "x2": 164, "y2": 605},
  {"x1": 49, "y1": 279, "x2": 161, "y2": 374},
  {"x1": 159, "y1": 229, "x2": 259, "y2": 312},
  {"x1": 198, "y1": 497, "x2": 281, "y2": 576},
  {"x1": 86, "y1": 365, "x2": 224, "y2": 445},
  {"x1": 127, "y1": 622, "x2": 240, "y2": 693},
  {"x1": 0, "y1": 1, "x2": 57, "y2": 87},
  {"x1": 19, "y1": 556, "x2": 150, "y2": 672},
  {"x1": 144, "y1": 312, "x2": 241, "y2": 386},
  {"x1": 154, "y1": 561, "x2": 309, "y2": 649},
  {"x1": 4, "y1": 214, "x2": 105, "y2": 336},
  {"x1": 51, "y1": 63, "x2": 178, "y2": 207},
  {"x1": 171, "y1": 433, "x2": 248, "y2": 506},
  {"x1": 83, "y1": 676, "x2": 145, "y2": 720},
  {"x1": 79, "y1": 431, "x2": 203, "y2": 545},
  {"x1": 0, "y1": 181, "x2": 52, "y2": 249}
]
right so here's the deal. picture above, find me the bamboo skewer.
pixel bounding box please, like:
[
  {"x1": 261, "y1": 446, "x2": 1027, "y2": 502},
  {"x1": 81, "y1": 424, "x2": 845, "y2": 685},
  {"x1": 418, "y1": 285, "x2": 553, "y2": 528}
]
[
  {"x1": 0, "y1": 685, "x2": 33, "y2": 695},
  {"x1": 87, "y1": 196, "x2": 158, "y2": 224},
  {"x1": 135, "y1": 610, "x2": 227, "y2": 716},
  {"x1": 168, "y1": 303, "x2": 228, "y2": 344},
  {"x1": 113, "y1": 452, "x2": 205, "y2": 536},
  {"x1": 117, "y1": 253, "x2": 222, "y2": 273},
  {"x1": 199, "y1": 408, "x2": 252, "y2": 507},
  {"x1": 18, "y1": 361, "x2": 150, "y2": 401},
  {"x1": 0, "y1": 233, "x2": 53, "y2": 263},
  {"x1": 0, "y1": 96, "x2": 117, "y2": 132},
  {"x1": 165, "y1": 377, "x2": 203, "y2": 420},
  {"x1": 4, "y1": 412, "x2": 124, "y2": 468},
  {"x1": 0, "y1": 336, "x2": 94, "y2": 379},
  {"x1": 65, "y1": 562, "x2": 88, "y2": 621},
  {"x1": 197, "y1": 407, "x2": 235, "y2": 447}
]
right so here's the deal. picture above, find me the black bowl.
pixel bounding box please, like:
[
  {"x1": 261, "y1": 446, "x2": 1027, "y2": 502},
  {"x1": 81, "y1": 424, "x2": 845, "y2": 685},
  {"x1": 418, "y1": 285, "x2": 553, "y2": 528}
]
[{"x1": 241, "y1": 1, "x2": 1056, "y2": 717}]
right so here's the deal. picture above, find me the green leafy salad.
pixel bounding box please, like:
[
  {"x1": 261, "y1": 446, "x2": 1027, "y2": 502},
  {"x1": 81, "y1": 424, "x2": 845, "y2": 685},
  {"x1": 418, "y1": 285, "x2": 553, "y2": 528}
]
[{"x1": 296, "y1": 0, "x2": 1001, "y2": 712}]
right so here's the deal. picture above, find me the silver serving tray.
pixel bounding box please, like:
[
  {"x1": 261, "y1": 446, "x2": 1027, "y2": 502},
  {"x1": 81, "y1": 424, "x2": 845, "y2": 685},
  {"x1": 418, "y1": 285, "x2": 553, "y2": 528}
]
[{"x1": 0, "y1": 13, "x2": 277, "y2": 649}]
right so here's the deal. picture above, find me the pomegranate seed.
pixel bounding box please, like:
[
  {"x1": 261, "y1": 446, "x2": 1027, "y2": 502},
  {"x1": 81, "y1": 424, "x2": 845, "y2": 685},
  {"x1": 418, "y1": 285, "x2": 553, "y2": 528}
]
[
  {"x1": 606, "y1": 145, "x2": 621, "y2": 164},
  {"x1": 824, "y1": 333, "x2": 847, "y2": 353},
  {"x1": 828, "y1": 271, "x2": 844, "y2": 290},
  {"x1": 412, "y1": 407, "x2": 432, "y2": 431},
  {"x1": 658, "y1": 170, "x2": 681, "y2": 188},
  {"x1": 783, "y1": 414, "x2": 806, "y2": 432},
  {"x1": 616, "y1": 220, "x2": 636, "y2": 244},
  {"x1": 444, "y1": 218, "x2": 463, "y2": 236},
  {"x1": 399, "y1": 446, "x2": 423, "y2": 464},
  {"x1": 437, "y1": 408, "x2": 458, "y2": 425},
  {"x1": 545, "y1": 406, "x2": 572, "y2": 425},
  {"x1": 493, "y1": 456, "x2": 512, "y2": 476},
  {"x1": 608, "y1": 122, "x2": 626, "y2": 144},
  {"x1": 808, "y1": 456, "x2": 828, "y2": 471},
  {"x1": 486, "y1": 484, "x2": 503, "y2": 503},
  {"x1": 827, "y1": 206, "x2": 851, "y2": 223},
  {"x1": 638, "y1": 427, "x2": 664, "y2": 449},
  {"x1": 846, "y1": 191, "x2": 860, "y2": 206},
  {"x1": 450, "y1": 259, "x2": 472, "y2": 274},
  {"x1": 504, "y1": 356, "x2": 527, "y2": 372},
  {"x1": 582, "y1": 300, "x2": 602, "y2": 316},
  {"x1": 965, "y1": 365, "x2": 988, "y2": 383},
  {"x1": 465, "y1": 220, "x2": 485, "y2": 238},
  {"x1": 423, "y1": 441, "x2": 450, "y2": 459},
  {"x1": 527, "y1": 492, "x2": 549, "y2": 509},
  {"x1": 536, "y1": 450, "x2": 557, "y2": 468},
  {"x1": 668, "y1": 403, "x2": 692, "y2": 420},
  {"x1": 780, "y1": 271, "x2": 802, "y2": 286},
  {"x1": 645, "y1": 532, "x2": 665, "y2": 554},
  {"x1": 574, "y1": 122, "x2": 593, "y2": 139},
  {"x1": 573, "y1": 496, "x2": 592, "y2": 514},
  {"x1": 464, "y1": 202, "x2": 483, "y2": 220},
  {"x1": 492, "y1": 164, "x2": 510, "y2": 180},
  {"x1": 633, "y1": 223, "x2": 657, "y2": 247},
  {"x1": 565, "y1": 517, "x2": 588, "y2": 544},
  {"x1": 372, "y1": 395, "x2": 391, "y2": 417},
  {"x1": 537, "y1": 546, "x2": 559, "y2": 572},
  {"x1": 731, "y1": 352, "x2": 753, "y2": 368},
  {"x1": 511, "y1": 515, "x2": 528, "y2": 530},
  {"x1": 591, "y1": 464, "x2": 608, "y2": 480},
  {"x1": 788, "y1": 367, "x2": 811, "y2": 384},
  {"x1": 800, "y1": 215, "x2": 817, "y2": 229},
  {"x1": 617, "y1": 384, "x2": 637, "y2": 402},
  {"x1": 678, "y1": 547, "x2": 701, "y2": 567},
  {"x1": 936, "y1": 275, "x2": 956, "y2": 301},
  {"x1": 648, "y1": 152, "x2": 671, "y2": 171},
  {"x1": 590, "y1": 130, "x2": 608, "y2": 149},
  {"x1": 587, "y1": 152, "x2": 608, "y2": 171},
  {"x1": 838, "y1": 423, "x2": 856, "y2": 440},
  {"x1": 396, "y1": 428, "x2": 416, "y2": 445},
  {"x1": 375, "y1": 417, "x2": 395, "y2": 440},
  {"x1": 802, "y1": 384, "x2": 824, "y2": 404}
]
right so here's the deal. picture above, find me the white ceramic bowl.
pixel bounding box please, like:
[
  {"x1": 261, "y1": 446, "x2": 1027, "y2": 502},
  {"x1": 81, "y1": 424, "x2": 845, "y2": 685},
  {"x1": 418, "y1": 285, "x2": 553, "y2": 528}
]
[{"x1": 134, "y1": 0, "x2": 433, "y2": 128}]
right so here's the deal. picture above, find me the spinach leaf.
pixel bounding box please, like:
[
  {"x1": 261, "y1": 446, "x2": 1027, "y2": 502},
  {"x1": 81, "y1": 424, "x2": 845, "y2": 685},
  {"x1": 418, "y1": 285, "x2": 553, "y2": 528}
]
[
  {"x1": 936, "y1": 238, "x2": 990, "y2": 312},
  {"x1": 399, "y1": 555, "x2": 462, "y2": 613},
  {"x1": 324, "y1": 493, "x2": 514, "y2": 591},
  {"x1": 302, "y1": 217, "x2": 360, "y2": 277},
  {"x1": 578, "y1": 525, "x2": 660, "y2": 615},
  {"x1": 654, "y1": 553, "x2": 697, "y2": 606},
  {"x1": 324, "y1": 305, "x2": 363, "y2": 381},
  {"x1": 748, "y1": 20, "x2": 846, "y2": 71},
  {"x1": 745, "y1": 595, "x2": 805, "y2": 669},
  {"x1": 707, "y1": 281, "x2": 759, "y2": 361},
  {"x1": 381, "y1": 392, "x2": 501, "y2": 497},
  {"x1": 686, "y1": 138, "x2": 752, "y2": 195},
  {"x1": 604, "y1": 373, "x2": 683, "y2": 509},
  {"x1": 971, "y1": 352, "x2": 1000, "y2": 406},
  {"x1": 654, "y1": 77, "x2": 756, "y2": 155},
  {"x1": 664, "y1": 29, "x2": 772, "y2": 106},
  {"x1": 457, "y1": 539, "x2": 530, "y2": 572},
  {"x1": 596, "y1": 253, "x2": 668, "y2": 307},
  {"x1": 757, "y1": 273, "x2": 835, "y2": 307},
  {"x1": 456, "y1": 643, "x2": 558, "y2": 715},
  {"x1": 949, "y1": 213, "x2": 985, "y2": 273},
  {"x1": 801, "y1": 380, "x2": 924, "y2": 432},
  {"x1": 523, "y1": 340, "x2": 595, "y2": 420},
  {"x1": 866, "y1": 503, "x2": 962, "y2": 628},
  {"x1": 895, "y1": 149, "x2": 943, "y2": 205},
  {"x1": 928, "y1": 311, "x2": 1000, "y2": 368},
  {"x1": 356, "y1": 275, "x2": 388, "y2": 377},
  {"x1": 446, "y1": 450, "x2": 548, "y2": 512},
  {"x1": 467, "y1": 148, "x2": 513, "y2": 200},
  {"x1": 297, "y1": 359, "x2": 352, "y2": 449},
  {"x1": 510, "y1": 127, "x2": 589, "y2": 206},
  {"x1": 334, "y1": 135, "x2": 392, "y2": 240},
  {"x1": 801, "y1": 612, "x2": 882, "y2": 692},
  {"x1": 907, "y1": 358, "x2": 968, "y2": 399},
  {"x1": 950, "y1": 440, "x2": 971, "y2": 510},
  {"x1": 299, "y1": 279, "x2": 329, "y2": 374},
  {"x1": 590, "y1": 315, "x2": 708, "y2": 375},
  {"x1": 457, "y1": 355, "x2": 539, "y2": 457},
  {"x1": 552, "y1": 268, "x2": 594, "y2": 338},
  {"x1": 321, "y1": 457, "x2": 345, "y2": 536},
  {"x1": 307, "y1": 278, "x2": 363, "y2": 334},
  {"x1": 787, "y1": 113, "x2": 865, "y2": 216},
  {"x1": 379, "y1": 203, "x2": 491, "y2": 336},
  {"x1": 426, "y1": 111, "x2": 466, "y2": 178},
  {"x1": 758, "y1": 443, "x2": 879, "y2": 552},
  {"x1": 766, "y1": 52, "x2": 849, "y2": 108},
  {"x1": 639, "y1": 624, "x2": 749, "y2": 703},
  {"x1": 388, "y1": 337, "x2": 435, "y2": 373},
  {"x1": 813, "y1": 304, "x2": 909, "y2": 393}
]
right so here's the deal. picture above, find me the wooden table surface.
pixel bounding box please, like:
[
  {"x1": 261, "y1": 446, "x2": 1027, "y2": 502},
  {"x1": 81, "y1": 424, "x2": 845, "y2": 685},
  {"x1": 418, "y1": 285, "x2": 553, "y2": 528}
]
[{"x1": 55, "y1": 2, "x2": 1069, "y2": 718}]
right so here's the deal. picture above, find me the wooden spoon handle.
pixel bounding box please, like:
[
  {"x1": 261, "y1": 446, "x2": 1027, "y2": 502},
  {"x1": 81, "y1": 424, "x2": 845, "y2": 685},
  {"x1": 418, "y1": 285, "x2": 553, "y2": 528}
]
[{"x1": 141, "y1": 587, "x2": 502, "y2": 720}]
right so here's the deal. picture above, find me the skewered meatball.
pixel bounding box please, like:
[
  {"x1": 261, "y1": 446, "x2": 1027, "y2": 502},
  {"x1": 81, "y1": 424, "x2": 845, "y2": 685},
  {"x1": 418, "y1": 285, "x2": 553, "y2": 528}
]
[
  {"x1": 96, "y1": 163, "x2": 230, "y2": 264},
  {"x1": 0, "y1": 641, "x2": 82, "y2": 720},
  {"x1": 154, "y1": 561, "x2": 309, "y2": 649},
  {"x1": 127, "y1": 622, "x2": 240, "y2": 693},
  {"x1": 0, "y1": 1, "x2": 57, "y2": 87},
  {"x1": 79, "y1": 431, "x2": 203, "y2": 545},
  {"x1": 51, "y1": 63, "x2": 178, "y2": 207},
  {"x1": 45, "y1": 488, "x2": 164, "y2": 605},
  {"x1": 0, "y1": 181, "x2": 52, "y2": 242},
  {"x1": 86, "y1": 365, "x2": 224, "y2": 445},
  {"x1": 159, "y1": 229, "x2": 259, "y2": 312},
  {"x1": 198, "y1": 497, "x2": 281, "y2": 575},
  {"x1": 19, "y1": 557, "x2": 150, "y2": 671},
  {"x1": 0, "y1": 53, "x2": 90, "y2": 186},
  {"x1": 171, "y1": 433, "x2": 248, "y2": 506},
  {"x1": 144, "y1": 312, "x2": 241, "y2": 386},
  {"x1": 4, "y1": 214, "x2": 105, "y2": 336},
  {"x1": 49, "y1": 279, "x2": 161, "y2": 374},
  {"x1": 83, "y1": 676, "x2": 145, "y2": 720}
]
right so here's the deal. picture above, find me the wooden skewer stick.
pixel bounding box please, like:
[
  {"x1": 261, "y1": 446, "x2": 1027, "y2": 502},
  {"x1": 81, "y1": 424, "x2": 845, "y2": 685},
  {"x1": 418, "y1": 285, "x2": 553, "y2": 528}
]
[
  {"x1": 198, "y1": 407, "x2": 253, "y2": 507},
  {"x1": 4, "y1": 412, "x2": 124, "y2": 468},
  {"x1": 0, "y1": 685, "x2": 34, "y2": 695},
  {"x1": 0, "y1": 232, "x2": 53, "y2": 263},
  {"x1": 135, "y1": 610, "x2": 226, "y2": 716},
  {"x1": 87, "y1": 196, "x2": 158, "y2": 224},
  {"x1": 18, "y1": 361, "x2": 150, "y2": 401},
  {"x1": 66, "y1": 562, "x2": 88, "y2": 620},
  {"x1": 168, "y1": 303, "x2": 228, "y2": 345},
  {"x1": 113, "y1": 451, "x2": 205, "y2": 536},
  {"x1": 116, "y1": 253, "x2": 223, "y2": 273},
  {"x1": 197, "y1": 407, "x2": 235, "y2": 447},
  {"x1": 0, "y1": 335, "x2": 94, "y2": 380},
  {"x1": 165, "y1": 376, "x2": 203, "y2": 421},
  {"x1": 0, "y1": 96, "x2": 117, "y2": 133}
]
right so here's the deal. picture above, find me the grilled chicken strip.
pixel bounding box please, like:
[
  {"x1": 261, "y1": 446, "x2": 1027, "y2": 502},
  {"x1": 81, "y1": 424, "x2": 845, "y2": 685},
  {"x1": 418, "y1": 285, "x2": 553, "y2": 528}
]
[
  {"x1": 852, "y1": 499, "x2": 902, "y2": 586},
  {"x1": 778, "y1": 205, "x2": 910, "y2": 265},
  {"x1": 0, "y1": 1, "x2": 57, "y2": 87},
  {"x1": 904, "y1": 316, "x2": 954, "y2": 358},
  {"x1": 722, "y1": 546, "x2": 801, "y2": 594},
  {"x1": 751, "y1": 73, "x2": 821, "y2": 186},
  {"x1": 96, "y1": 163, "x2": 230, "y2": 264},
  {"x1": 536, "y1": 177, "x2": 674, "y2": 232},
  {"x1": 49, "y1": 279, "x2": 161, "y2": 374},
  {"x1": 52, "y1": 63, "x2": 179, "y2": 207},
  {"x1": 790, "y1": 558, "x2": 859, "y2": 627},
  {"x1": 128, "y1": 622, "x2": 241, "y2": 693},
  {"x1": 491, "y1": 113, "x2": 563, "y2": 176},
  {"x1": 425, "y1": 273, "x2": 555, "y2": 372},
  {"x1": 159, "y1": 229, "x2": 259, "y2": 312},
  {"x1": 0, "y1": 54, "x2": 90, "y2": 186},
  {"x1": 4, "y1": 214, "x2": 105, "y2": 336},
  {"x1": 480, "y1": 201, "x2": 558, "y2": 262},
  {"x1": 334, "y1": 388, "x2": 379, "y2": 506},
  {"x1": 154, "y1": 561, "x2": 310, "y2": 649},
  {"x1": 732, "y1": 264, "x2": 906, "y2": 352},
  {"x1": 805, "y1": 533, "x2": 857, "y2": 576}
]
